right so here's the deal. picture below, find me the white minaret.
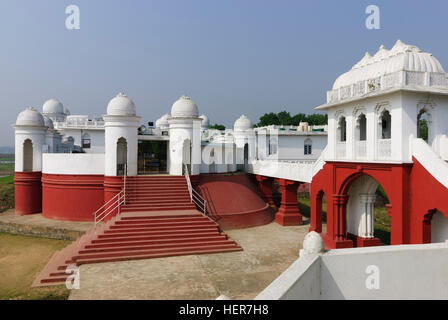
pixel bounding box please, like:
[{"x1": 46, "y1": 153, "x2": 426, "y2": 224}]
[
  {"x1": 13, "y1": 107, "x2": 47, "y2": 172},
  {"x1": 233, "y1": 115, "x2": 255, "y2": 168},
  {"x1": 13, "y1": 107, "x2": 47, "y2": 215},
  {"x1": 103, "y1": 93, "x2": 141, "y2": 176},
  {"x1": 168, "y1": 95, "x2": 202, "y2": 175}
]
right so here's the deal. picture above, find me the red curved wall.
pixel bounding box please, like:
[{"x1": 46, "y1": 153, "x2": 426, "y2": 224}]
[
  {"x1": 15, "y1": 171, "x2": 42, "y2": 215},
  {"x1": 197, "y1": 173, "x2": 274, "y2": 229},
  {"x1": 42, "y1": 174, "x2": 104, "y2": 221}
]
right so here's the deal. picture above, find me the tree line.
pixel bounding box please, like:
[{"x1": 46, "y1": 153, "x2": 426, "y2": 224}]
[{"x1": 254, "y1": 111, "x2": 327, "y2": 127}]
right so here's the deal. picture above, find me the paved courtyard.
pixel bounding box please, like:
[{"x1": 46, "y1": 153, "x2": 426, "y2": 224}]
[{"x1": 69, "y1": 218, "x2": 323, "y2": 300}]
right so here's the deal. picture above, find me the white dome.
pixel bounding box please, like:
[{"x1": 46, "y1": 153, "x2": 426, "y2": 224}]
[
  {"x1": 43, "y1": 98, "x2": 64, "y2": 115},
  {"x1": 156, "y1": 114, "x2": 170, "y2": 128},
  {"x1": 171, "y1": 95, "x2": 199, "y2": 118},
  {"x1": 234, "y1": 114, "x2": 252, "y2": 130},
  {"x1": 333, "y1": 40, "x2": 446, "y2": 90},
  {"x1": 107, "y1": 92, "x2": 136, "y2": 116},
  {"x1": 199, "y1": 114, "x2": 209, "y2": 128},
  {"x1": 43, "y1": 115, "x2": 54, "y2": 129},
  {"x1": 16, "y1": 107, "x2": 45, "y2": 127},
  {"x1": 302, "y1": 231, "x2": 325, "y2": 255}
]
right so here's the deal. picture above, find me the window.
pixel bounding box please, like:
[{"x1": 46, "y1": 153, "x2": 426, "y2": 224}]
[
  {"x1": 357, "y1": 114, "x2": 367, "y2": 141},
  {"x1": 82, "y1": 139, "x2": 91, "y2": 149},
  {"x1": 82, "y1": 133, "x2": 91, "y2": 149},
  {"x1": 338, "y1": 116, "x2": 347, "y2": 142},
  {"x1": 380, "y1": 110, "x2": 391, "y2": 139},
  {"x1": 304, "y1": 139, "x2": 312, "y2": 155}
]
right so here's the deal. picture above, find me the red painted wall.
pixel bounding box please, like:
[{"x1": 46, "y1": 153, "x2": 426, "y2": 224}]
[
  {"x1": 42, "y1": 174, "x2": 104, "y2": 221},
  {"x1": 197, "y1": 173, "x2": 274, "y2": 229},
  {"x1": 409, "y1": 157, "x2": 448, "y2": 244},
  {"x1": 15, "y1": 171, "x2": 42, "y2": 215}
]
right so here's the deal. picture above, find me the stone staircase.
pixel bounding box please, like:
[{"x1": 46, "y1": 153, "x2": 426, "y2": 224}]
[
  {"x1": 33, "y1": 176, "x2": 242, "y2": 287},
  {"x1": 122, "y1": 176, "x2": 196, "y2": 212}
]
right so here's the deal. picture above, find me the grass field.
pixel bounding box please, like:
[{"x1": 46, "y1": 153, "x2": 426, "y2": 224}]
[
  {"x1": 0, "y1": 156, "x2": 15, "y2": 213},
  {"x1": 0, "y1": 233, "x2": 70, "y2": 300}
]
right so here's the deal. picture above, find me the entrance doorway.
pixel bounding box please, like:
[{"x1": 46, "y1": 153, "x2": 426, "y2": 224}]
[{"x1": 138, "y1": 140, "x2": 168, "y2": 174}]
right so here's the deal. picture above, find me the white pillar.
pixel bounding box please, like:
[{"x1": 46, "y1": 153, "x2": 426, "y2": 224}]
[{"x1": 359, "y1": 194, "x2": 376, "y2": 238}]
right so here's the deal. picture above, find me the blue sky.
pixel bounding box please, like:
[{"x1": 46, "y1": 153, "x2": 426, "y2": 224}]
[{"x1": 0, "y1": 0, "x2": 447, "y2": 146}]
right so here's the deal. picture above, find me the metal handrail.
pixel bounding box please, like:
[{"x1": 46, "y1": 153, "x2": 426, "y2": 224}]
[
  {"x1": 93, "y1": 164, "x2": 127, "y2": 225},
  {"x1": 184, "y1": 164, "x2": 207, "y2": 215}
]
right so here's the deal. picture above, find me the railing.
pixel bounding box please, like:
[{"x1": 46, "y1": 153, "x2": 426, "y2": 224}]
[
  {"x1": 92, "y1": 164, "x2": 127, "y2": 225},
  {"x1": 184, "y1": 164, "x2": 207, "y2": 215}
]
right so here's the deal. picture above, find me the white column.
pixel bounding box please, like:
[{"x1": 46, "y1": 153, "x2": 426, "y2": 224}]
[{"x1": 359, "y1": 194, "x2": 377, "y2": 238}]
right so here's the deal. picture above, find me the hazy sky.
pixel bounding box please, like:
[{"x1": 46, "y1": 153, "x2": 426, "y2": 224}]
[{"x1": 1, "y1": 0, "x2": 447, "y2": 146}]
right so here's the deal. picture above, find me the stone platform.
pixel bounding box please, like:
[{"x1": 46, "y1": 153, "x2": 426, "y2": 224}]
[{"x1": 0, "y1": 209, "x2": 93, "y2": 240}]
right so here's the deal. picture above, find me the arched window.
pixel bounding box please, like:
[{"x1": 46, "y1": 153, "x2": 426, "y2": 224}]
[
  {"x1": 356, "y1": 114, "x2": 367, "y2": 141},
  {"x1": 380, "y1": 110, "x2": 391, "y2": 139},
  {"x1": 82, "y1": 133, "x2": 91, "y2": 149},
  {"x1": 23, "y1": 139, "x2": 33, "y2": 172},
  {"x1": 417, "y1": 109, "x2": 429, "y2": 142},
  {"x1": 117, "y1": 137, "x2": 127, "y2": 176},
  {"x1": 304, "y1": 138, "x2": 312, "y2": 155},
  {"x1": 338, "y1": 116, "x2": 347, "y2": 142}
]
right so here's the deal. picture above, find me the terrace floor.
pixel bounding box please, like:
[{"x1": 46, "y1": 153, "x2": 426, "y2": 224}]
[{"x1": 69, "y1": 218, "x2": 324, "y2": 300}]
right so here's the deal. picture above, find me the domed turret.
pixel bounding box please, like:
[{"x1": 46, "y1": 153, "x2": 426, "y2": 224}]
[
  {"x1": 107, "y1": 92, "x2": 136, "y2": 116},
  {"x1": 171, "y1": 95, "x2": 199, "y2": 118},
  {"x1": 332, "y1": 40, "x2": 445, "y2": 90},
  {"x1": 16, "y1": 107, "x2": 45, "y2": 127},
  {"x1": 156, "y1": 114, "x2": 170, "y2": 128},
  {"x1": 234, "y1": 115, "x2": 252, "y2": 131},
  {"x1": 43, "y1": 115, "x2": 54, "y2": 129},
  {"x1": 42, "y1": 98, "x2": 64, "y2": 115},
  {"x1": 199, "y1": 114, "x2": 209, "y2": 128}
]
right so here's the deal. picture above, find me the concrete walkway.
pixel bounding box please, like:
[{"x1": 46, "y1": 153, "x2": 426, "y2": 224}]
[{"x1": 69, "y1": 219, "x2": 324, "y2": 300}]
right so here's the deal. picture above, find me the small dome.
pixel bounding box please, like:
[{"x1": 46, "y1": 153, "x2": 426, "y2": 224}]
[
  {"x1": 43, "y1": 98, "x2": 64, "y2": 115},
  {"x1": 156, "y1": 114, "x2": 170, "y2": 128},
  {"x1": 43, "y1": 115, "x2": 54, "y2": 129},
  {"x1": 302, "y1": 231, "x2": 325, "y2": 255},
  {"x1": 107, "y1": 92, "x2": 136, "y2": 116},
  {"x1": 16, "y1": 107, "x2": 45, "y2": 127},
  {"x1": 199, "y1": 114, "x2": 209, "y2": 128},
  {"x1": 171, "y1": 95, "x2": 199, "y2": 118},
  {"x1": 234, "y1": 114, "x2": 252, "y2": 130}
]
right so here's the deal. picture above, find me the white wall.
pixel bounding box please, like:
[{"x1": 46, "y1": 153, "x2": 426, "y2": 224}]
[
  {"x1": 14, "y1": 128, "x2": 46, "y2": 172},
  {"x1": 42, "y1": 153, "x2": 105, "y2": 175},
  {"x1": 256, "y1": 242, "x2": 448, "y2": 300},
  {"x1": 277, "y1": 135, "x2": 326, "y2": 160}
]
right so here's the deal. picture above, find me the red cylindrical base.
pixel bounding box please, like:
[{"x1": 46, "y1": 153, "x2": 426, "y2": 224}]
[
  {"x1": 42, "y1": 174, "x2": 104, "y2": 221},
  {"x1": 14, "y1": 171, "x2": 42, "y2": 215}
]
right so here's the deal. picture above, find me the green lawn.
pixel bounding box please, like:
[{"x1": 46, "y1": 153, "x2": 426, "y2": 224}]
[
  {"x1": 0, "y1": 174, "x2": 14, "y2": 213},
  {"x1": 0, "y1": 233, "x2": 70, "y2": 300}
]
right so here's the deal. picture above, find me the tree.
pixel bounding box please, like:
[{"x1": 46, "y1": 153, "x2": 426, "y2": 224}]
[
  {"x1": 209, "y1": 124, "x2": 226, "y2": 130},
  {"x1": 255, "y1": 111, "x2": 328, "y2": 127},
  {"x1": 256, "y1": 113, "x2": 280, "y2": 127}
]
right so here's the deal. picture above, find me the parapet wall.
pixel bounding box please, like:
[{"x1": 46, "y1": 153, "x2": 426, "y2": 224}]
[{"x1": 256, "y1": 241, "x2": 448, "y2": 300}]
